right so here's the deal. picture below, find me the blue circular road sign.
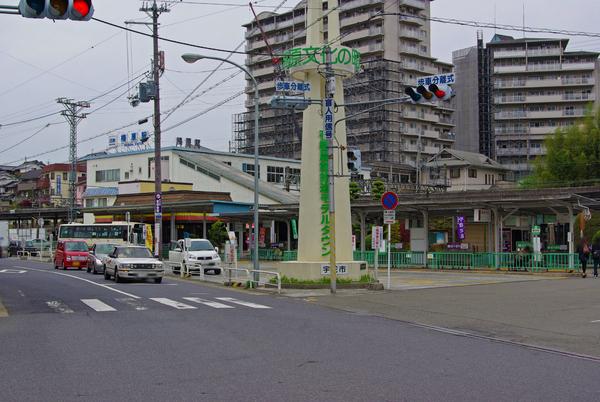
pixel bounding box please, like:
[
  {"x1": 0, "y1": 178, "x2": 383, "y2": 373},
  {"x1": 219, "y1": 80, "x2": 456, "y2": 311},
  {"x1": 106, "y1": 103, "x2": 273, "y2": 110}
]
[{"x1": 381, "y1": 191, "x2": 398, "y2": 210}]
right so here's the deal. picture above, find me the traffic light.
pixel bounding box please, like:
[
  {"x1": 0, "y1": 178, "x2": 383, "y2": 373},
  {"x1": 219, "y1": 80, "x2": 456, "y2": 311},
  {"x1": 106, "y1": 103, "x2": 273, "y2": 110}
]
[
  {"x1": 19, "y1": 0, "x2": 94, "y2": 21},
  {"x1": 347, "y1": 149, "x2": 362, "y2": 173},
  {"x1": 405, "y1": 83, "x2": 454, "y2": 103},
  {"x1": 270, "y1": 95, "x2": 311, "y2": 110}
]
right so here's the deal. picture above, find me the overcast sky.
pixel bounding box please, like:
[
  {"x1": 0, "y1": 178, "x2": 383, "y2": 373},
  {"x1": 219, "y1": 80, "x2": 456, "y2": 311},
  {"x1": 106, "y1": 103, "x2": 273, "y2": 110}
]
[{"x1": 0, "y1": 0, "x2": 599, "y2": 166}]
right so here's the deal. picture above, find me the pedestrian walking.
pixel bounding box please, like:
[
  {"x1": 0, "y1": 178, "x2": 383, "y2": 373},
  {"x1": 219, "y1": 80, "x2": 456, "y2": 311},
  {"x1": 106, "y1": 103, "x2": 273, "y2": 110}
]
[
  {"x1": 577, "y1": 239, "x2": 591, "y2": 278},
  {"x1": 592, "y1": 240, "x2": 600, "y2": 278}
]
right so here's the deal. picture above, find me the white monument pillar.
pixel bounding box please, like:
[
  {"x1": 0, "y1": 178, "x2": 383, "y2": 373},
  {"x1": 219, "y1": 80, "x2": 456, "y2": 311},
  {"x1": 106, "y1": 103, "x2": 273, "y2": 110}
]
[{"x1": 280, "y1": 0, "x2": 365, "y2": 280}]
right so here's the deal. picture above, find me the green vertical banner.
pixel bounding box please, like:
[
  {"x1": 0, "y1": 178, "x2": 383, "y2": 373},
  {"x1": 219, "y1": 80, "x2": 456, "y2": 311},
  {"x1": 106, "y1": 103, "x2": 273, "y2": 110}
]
[
  {"x1": 291, "y1": 218, "x2": 298, "y2": 240},
  {"x1": 319, "y1": 130, "x2": 330, "y2": 256}
]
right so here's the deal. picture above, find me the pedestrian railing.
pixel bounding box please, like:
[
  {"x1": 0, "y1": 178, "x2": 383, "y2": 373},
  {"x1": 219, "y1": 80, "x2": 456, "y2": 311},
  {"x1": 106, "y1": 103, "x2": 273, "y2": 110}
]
[
  {"x1": 247, "y1": 269, "x2": 281, "y2": 294},
  {"x1": 274, "y1": 249, "x2": 581, "y2": 272}
]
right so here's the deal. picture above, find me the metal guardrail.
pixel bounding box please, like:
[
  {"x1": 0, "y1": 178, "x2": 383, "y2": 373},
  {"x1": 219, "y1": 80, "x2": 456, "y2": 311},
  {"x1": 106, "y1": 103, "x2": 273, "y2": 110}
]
[
  {"x1": 247, "y1": 269, "x2": 281, "y2": 294},
  {"x1": 164, "y1": 260, "x2": 281, "y2": 293}
]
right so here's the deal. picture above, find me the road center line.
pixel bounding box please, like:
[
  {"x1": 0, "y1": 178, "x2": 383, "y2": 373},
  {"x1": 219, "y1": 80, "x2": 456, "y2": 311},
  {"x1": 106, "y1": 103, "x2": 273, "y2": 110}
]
[{"x1": 12, "y1": 266, "x2": 141, "y2": 299}]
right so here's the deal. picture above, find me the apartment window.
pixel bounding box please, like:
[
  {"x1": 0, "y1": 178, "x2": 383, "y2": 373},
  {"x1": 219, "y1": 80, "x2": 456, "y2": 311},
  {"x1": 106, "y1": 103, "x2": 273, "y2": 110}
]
[
  {"x1": 98, "y1": 198, "x2": 108, "y2": 207},
  {"x1": 124, "y1": 171, "x2": 130, "y2": 180},
  {"x1": 450, "y1": 168, "x2": 460, "y2": 179},
  {"x1": 62, "y1": 173, "x2": 67, "y2": 181},
  {"x1": 95, "y1": 169, "x2": 120, "y2": 183},
  {"x1": 267, "y1": 166, "x2": 284, "y2": 183},
  {"x1": 468, "y1": 169, "x2": 477, "y2": 179},
  {"x1": 50, "y1": 172, "x2": 55, "y2": 180},
  {"x1": 85, "y1": 199, "x2": 94, "y2": 208}
]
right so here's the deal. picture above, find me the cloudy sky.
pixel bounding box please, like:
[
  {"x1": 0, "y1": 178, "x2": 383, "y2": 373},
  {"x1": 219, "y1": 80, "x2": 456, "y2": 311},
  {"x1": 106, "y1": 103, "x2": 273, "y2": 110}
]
[{"x1": 0, "y1": 0, "x2": 598, "y2": 165}]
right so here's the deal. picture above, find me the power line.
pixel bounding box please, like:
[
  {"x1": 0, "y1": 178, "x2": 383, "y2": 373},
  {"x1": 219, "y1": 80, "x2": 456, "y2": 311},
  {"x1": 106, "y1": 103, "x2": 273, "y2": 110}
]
[
  {"x1": 91, "y1": 16, "x2": 276, "y2": 56},
  {"x1": 0, "y1": 122, "x2": 64, "y2": 156}
]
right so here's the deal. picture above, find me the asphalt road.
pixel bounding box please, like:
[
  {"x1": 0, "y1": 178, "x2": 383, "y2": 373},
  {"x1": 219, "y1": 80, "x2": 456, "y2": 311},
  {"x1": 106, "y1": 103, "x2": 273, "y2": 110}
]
[{"x1": 2, "y1": 258, "x2": 600, "y2": 401}]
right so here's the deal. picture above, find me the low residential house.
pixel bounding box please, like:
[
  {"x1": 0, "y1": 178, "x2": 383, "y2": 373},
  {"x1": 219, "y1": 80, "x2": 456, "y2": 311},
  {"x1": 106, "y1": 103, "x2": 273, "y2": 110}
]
[
  {"x1": 422, "y1": 149, "x2": 512, "y2": 192},
  {"x1": 15, "y1": 169, "x2": 43, "y2": 207},
  {"x1": 42, "y1": 163, "x2": 87, "y2": 207}
]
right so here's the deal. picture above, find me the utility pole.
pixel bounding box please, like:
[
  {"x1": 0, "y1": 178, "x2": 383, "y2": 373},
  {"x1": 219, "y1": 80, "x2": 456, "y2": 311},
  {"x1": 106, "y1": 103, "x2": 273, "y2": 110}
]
[
  {"x1": 324, "y1": 46, "x2": 337, "y2": 294},
  {"x1": 57, "y1": 98, "x2": 89, "y2": 223},
  {"x1": 140, "y1": 0, "x2": 169, "y2": 258}
]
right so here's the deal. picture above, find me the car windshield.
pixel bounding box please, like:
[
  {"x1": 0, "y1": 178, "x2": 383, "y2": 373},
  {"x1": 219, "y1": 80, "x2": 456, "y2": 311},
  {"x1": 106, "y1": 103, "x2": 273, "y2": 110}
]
[
  {"x1": 116, "y1": 247, "x2": 153, "y2": 259},
  {"x1": 188, "y1": 241, "x2": 214, "y2": 251},
  {"x1": 95, "y1": 244, "x2": 116, "y2": 255},
  {"x1": 66, "y1": 242, "x2": 89, "y2": 252}
]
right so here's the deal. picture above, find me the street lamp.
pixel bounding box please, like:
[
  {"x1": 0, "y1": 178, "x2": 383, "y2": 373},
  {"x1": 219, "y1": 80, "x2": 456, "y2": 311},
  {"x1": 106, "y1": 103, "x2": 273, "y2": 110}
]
[{"x1": 181, "y1": 53, "x2": 261, "y2": 276}]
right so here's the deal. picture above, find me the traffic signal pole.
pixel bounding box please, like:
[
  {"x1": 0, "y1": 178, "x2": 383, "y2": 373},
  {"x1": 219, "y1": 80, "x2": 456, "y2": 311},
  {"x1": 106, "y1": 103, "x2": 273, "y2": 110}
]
[{"x1": 140, "y1": 0, "x2": 169, "y2": 258}]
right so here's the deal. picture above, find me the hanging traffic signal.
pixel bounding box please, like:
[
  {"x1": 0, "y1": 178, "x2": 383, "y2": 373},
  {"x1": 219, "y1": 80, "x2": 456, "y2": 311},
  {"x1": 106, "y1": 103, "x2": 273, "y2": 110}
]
[
  {"x1": 347, "y1": 149, "x2": 362, "y2": 173},
  {"x1": 19, "y1": 0, "x2": 94, "y2": 20}
]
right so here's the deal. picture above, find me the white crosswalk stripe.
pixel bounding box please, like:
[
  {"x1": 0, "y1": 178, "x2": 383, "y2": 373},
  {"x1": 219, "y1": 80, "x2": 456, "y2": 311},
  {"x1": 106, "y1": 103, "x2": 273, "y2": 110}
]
[
  {"x1": 46, "y1": 301, "x2": 74, "y2": 314},
  {"x1": 81, "y1": 299, "x2": 116, "y2": 312},
  {"x1": 149, "y1": 298, "x2": 197, "y2": 310},
  {"x1": 183, "y1": 297, "x2": 234, "y2": 309},
  {"x1": 215, "y1": 297, "x2": 271, "y2": 309}
]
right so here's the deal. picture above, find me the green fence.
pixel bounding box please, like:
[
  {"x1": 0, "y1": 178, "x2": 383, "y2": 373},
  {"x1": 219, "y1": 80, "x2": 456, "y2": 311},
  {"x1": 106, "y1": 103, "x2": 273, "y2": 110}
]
[
  {"x1": 274, "y1": 250, "x2": 581, "y2": 272},
  {"x1": 428, "y1": 252, "x2": 580, "y2": 272},
  {"x1": 352, "y1": 251, "x2": 426, "y2": 268}
]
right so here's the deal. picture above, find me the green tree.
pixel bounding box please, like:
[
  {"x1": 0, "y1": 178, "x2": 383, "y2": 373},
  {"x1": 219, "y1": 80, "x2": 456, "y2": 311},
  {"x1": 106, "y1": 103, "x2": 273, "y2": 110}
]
[
  {"x1": 371, "y1": 179, "x2": 386, "y2": 200},
  {"x1": 523, "y1": 106, "x2": 600, "y2": 188},
  {"x1": 349, "y1": 181, "x2": 361, "y2": 201},
  {"x1": 208, "y1": 220, "x2": 228, "y2": 248}
]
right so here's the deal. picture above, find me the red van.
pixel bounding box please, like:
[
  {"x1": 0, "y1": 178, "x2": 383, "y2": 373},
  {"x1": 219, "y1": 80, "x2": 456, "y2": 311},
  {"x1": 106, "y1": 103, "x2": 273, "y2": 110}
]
[{"x1": 54, "y1": 241, "x2": 90, "y2": 270}]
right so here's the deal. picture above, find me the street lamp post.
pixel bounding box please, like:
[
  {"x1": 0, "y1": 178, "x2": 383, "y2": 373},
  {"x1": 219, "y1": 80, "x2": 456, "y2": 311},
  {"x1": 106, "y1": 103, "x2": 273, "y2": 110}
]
[{"x1": 181, "y1": 53, "x2": 261, "y2": 276}]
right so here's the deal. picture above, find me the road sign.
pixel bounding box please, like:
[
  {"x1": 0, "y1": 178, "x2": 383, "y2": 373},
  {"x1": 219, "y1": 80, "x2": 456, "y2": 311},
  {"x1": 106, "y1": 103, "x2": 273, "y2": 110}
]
[
  {"x1": 416, "y1": 73, "x2": 456, "y2": 87},
  {"x1": 383, "y1": 210, "x2": 396, "y2": 224},
  {"x1": 381, "y1": 191, "x2": 399, "y2": 210},
  {"x1": 532, "y1": 225, "x2": 541, "y2": 236},
  {"x1": 275, "y1": 81, "x2": 311, "y2": 92}
]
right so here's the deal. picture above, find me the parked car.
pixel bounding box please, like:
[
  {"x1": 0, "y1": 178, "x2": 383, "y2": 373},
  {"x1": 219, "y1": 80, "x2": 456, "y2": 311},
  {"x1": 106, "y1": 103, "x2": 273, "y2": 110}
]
[
  {"x1": 24, "y1": 239, "x2": 52, "y2": 256},
  {"x1": 54, "y1": 240, "x2": 90, "y2": 270},
  {"x1": 168, "y1": 238, "x2": 222, "y2": 275},
  {"x1": 87, "y1": 243, "x2": 118, "y2": 275},
  {"x1": 103, "y1": 246, "x2": 164, "y2": 283}
]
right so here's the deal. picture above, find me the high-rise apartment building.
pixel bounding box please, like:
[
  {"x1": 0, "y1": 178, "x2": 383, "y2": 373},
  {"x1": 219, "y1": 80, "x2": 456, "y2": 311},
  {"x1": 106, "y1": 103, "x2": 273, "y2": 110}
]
[
  {"x1": 233, "y1": 0, "x2": 455, "y2": 181},
  {"x1": 454, "y1": 34, "x2": 600, "y2": 179}
]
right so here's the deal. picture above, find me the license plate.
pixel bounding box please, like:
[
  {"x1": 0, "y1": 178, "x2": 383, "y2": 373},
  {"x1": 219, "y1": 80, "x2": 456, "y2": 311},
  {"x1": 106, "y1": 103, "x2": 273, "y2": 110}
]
[{"x1": 72, "y1": 261, "x2": 80, "y2": 267}]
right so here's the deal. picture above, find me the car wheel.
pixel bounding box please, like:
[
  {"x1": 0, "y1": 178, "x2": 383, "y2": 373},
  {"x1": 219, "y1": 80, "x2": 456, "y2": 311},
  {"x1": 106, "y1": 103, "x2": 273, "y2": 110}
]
[
  {"x1": 154, "y1": 277, "x2": 162, "y2": 284},
  {"x1": 103, "y1": 266, "x2": 110, "y2": 280},
  {"x1": 214, "y1": 269, "x2": 222, "y2": 275},
  {"x1": 114, "y1": 268, "x2": 122, "y2": 283}
]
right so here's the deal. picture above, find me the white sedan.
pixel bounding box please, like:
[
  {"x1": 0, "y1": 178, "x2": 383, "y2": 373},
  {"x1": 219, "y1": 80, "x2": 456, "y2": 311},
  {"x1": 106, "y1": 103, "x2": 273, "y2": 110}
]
[{"x1": 103, "y1": 246, "x2": 164, "y2": 284}]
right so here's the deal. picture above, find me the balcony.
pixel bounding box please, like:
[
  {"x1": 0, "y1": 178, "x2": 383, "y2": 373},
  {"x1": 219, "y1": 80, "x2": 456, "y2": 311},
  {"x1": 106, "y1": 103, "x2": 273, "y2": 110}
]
[
  {"x1": 494, "y1": 111, "x2": 527, "y2": 119},
  {"x1": 399, "y1": 13, "x2": 424, "y2": 25},
  {"x1": 494, "y1": 49, "x2": 526, "y2": 59},
  {"x1": 494, "y1": 95, "x2": 526, "y2": 104},
  {"x1": 401, "y1": 0, "x2": 427, "y2": 9},
  {"x1": 399, "y1": 28, "x2": 425, "y2": 41}
]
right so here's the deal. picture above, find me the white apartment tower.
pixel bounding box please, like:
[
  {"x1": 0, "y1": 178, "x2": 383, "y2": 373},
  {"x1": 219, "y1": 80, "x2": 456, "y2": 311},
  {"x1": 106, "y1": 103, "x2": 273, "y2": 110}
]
[
  {"x1": 233, "y1": 0, "x2": 454, "y2": 182},
  {"x1": 454, "y1": 34, "x2": 600, "y2": 179}
]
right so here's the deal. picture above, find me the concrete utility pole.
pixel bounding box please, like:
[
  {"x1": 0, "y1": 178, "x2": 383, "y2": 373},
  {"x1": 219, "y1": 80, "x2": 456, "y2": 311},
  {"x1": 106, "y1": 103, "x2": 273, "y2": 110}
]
[
  {"x1": 57, "y1": 98, "x2": 89, "y2": 223},
  {"x1": 140, "y1": 0, "x2": 169, "y2": 258}
]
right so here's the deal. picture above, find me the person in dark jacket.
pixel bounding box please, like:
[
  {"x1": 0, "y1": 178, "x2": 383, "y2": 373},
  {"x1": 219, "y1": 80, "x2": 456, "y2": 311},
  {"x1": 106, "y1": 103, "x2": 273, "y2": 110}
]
[{"x1": 577, "y1": 239, "x2": 591, "y2": 278}]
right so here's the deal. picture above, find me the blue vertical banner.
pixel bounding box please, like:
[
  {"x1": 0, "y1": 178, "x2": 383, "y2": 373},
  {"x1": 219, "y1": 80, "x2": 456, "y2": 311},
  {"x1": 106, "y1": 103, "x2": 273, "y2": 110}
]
[{"x1": 456, "y1": 216, "x2": 466, "y2": 241}]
